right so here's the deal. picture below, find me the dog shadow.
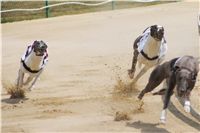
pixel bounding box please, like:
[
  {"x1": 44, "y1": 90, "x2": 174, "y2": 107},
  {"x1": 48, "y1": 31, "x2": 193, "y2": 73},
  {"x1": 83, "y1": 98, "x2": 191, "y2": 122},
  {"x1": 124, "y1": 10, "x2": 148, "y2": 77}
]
[
  {"x1": 176, "y1": 96, "x2": 200, "y2": 122},
  {"x1": 1, "y1": 97, "x2": 29, "y2": 104},
  {"x1": 126, "y1": 121, "x2": 170, "y2": 133},
  {"x1": 161, "y1": 96, "x2": 200, "y2": 130}
]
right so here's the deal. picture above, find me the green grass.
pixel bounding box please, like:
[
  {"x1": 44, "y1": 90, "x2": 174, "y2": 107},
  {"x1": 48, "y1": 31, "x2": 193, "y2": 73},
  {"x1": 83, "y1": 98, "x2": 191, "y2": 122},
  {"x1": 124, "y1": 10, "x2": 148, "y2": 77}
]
[{"x1": 1, "y1": 1, "x2": 177, "y2": 23}]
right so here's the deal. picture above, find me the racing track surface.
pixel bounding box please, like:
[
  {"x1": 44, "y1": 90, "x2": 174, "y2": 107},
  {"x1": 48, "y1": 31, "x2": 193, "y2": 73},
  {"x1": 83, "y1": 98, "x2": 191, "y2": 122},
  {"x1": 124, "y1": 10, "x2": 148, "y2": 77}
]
[{"x1": 2, "y1": 1, "x2": 200, "y2": 132}]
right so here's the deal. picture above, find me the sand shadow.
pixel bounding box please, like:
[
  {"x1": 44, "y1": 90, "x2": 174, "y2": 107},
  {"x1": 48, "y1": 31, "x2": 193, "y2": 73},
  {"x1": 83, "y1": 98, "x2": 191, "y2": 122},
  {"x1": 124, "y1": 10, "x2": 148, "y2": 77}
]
[
  {"x1": 126, "y1": 121, "x2": 170, "y2": 133},
  {"x1": 1, "y1": 97, "x2": 29, "y2": 104}
]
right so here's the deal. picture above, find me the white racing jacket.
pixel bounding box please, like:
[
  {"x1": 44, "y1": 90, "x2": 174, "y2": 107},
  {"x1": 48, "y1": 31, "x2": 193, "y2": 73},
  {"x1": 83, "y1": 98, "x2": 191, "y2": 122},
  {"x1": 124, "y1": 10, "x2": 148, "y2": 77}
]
[
  {"x1": 137, "y1": 26, "x2": 167, "y2": 59},
  {"x1": 21, "y1": 44, "x2": 48, "y2": 70}
]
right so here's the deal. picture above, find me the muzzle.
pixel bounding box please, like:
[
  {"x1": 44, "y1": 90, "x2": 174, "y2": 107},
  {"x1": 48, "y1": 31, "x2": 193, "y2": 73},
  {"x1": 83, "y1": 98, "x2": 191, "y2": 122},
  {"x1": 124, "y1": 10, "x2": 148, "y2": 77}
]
[{"x1": 33, "y1": 40, "x2": 47, "y2": 56}]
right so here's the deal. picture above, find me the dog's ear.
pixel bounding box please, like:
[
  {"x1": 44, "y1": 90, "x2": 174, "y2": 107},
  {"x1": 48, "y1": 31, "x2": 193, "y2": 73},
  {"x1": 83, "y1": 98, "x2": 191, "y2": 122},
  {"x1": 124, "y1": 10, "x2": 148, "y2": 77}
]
[
  {"x1": 173, "y1": 66, "x2": 181, "y2": 74},
  {"x1": 190, "y1": 72, "x2": 197, "y2": 81},
  {"x1": 160, "y1": 27, "x2": 164, "y2": 34},
  {"x1": 32, "y1": 40, "x2": 39, "y2": 48},
  {"x1": 33, "y1": 40, "x2": 39, "y2": 45},
  {"x1": 173, "y1": 66, "x2": 179, "y2": 71},
  {"x1": 40, "y1": 40, "x2": 48, "y2": 49},
  {"x1": 150, "y1": 25, "x2": 157, "y2": 31},
  {"x1": 150, "y1": 25, "x2": 157, "y2": 36},
  {"x1": 161, "y1": 27, "x2": 164, "y2": 32}
]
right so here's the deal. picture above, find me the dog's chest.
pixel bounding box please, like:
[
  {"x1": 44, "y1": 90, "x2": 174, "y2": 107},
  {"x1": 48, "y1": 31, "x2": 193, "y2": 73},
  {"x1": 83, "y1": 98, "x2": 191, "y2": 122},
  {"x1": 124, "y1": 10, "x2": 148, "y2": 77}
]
[
  {"x1": 25, "y1": 52, "x2": 43, "y2": 70},
  {"x1": 138, "y1": 54, "x2": 158, "y2": 66}
]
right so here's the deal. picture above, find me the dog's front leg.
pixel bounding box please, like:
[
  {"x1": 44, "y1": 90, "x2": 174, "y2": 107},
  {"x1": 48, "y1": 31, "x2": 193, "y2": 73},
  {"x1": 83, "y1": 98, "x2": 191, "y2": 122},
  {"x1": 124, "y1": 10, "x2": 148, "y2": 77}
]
[
  {"x1": 183, "y1": 91, "x2": 191, "y2": 113},
  {"x1": 184, "y1": 81, "x2": 195, "y2": 113},
  {"x1": 184, "y1": 100, "x2": 190, "y2": 113},
  {"x1": 138, "y1": 65, "x2": 167, "y2": 99},
  {"x1": 160, "y1": 74, "x2": 176, "y2": 124},
  {"x1": 28, "y1": 70, "x2": 43, "y2": 91},
  {"x1": 128, "y1": 36, "x2": 141, "y2": 79},
  {"x1": 17, "y1": 69, "x2": 24, "y2": 89},
  {"x1": 128, "y1": 49, "x2": 139, "y2": 79},
  {"x1": 132, "y1": 65, "x2": 149, "y2": 84},
  {"x1": 23, "y1": 76, "x2": 34, "y2": 86}
]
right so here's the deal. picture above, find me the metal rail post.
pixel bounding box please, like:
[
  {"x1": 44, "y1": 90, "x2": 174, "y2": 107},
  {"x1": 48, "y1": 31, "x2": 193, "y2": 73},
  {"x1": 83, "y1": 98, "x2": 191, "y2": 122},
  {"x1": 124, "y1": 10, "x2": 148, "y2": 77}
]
[
  {"x1": 112, "y1": 0, "x2": 115, "y2": 10},
  {"x1": 45, "y1": 0, "x2": 49, "y2": 18}
]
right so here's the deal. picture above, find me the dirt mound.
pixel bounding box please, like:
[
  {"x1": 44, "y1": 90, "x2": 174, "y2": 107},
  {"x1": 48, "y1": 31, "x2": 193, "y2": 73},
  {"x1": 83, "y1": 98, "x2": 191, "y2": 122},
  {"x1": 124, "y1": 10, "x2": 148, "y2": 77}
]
[
  {"x1": 114, "y1": 111, "x2": 131, "y2": 121},
  {"x1": 2, "y1": 80, "x2": 25, "y2": 99}
]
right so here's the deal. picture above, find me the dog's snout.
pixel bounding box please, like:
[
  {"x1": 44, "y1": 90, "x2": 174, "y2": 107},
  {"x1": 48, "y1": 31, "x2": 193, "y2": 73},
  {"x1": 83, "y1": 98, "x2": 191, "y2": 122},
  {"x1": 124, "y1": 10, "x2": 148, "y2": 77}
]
[
  {"x1": 41, "y1": 46, "x2": 46, "y2": 51},
  {"x1": 178, "y1": 84, "x2": 187, "y2": 92},
  {"x1": 177, "y1": 87, "x2": 186, "y2": 97},
  {"x1": 180, "y1": 89, "x2": 186, "y2": 93}
]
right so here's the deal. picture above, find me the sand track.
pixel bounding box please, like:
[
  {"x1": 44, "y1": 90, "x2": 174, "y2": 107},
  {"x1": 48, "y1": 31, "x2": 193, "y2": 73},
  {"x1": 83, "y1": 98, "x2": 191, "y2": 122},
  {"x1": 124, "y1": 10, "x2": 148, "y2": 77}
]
[{"x1": 2, "y1": 1, "x2": 200, "y2": 132}]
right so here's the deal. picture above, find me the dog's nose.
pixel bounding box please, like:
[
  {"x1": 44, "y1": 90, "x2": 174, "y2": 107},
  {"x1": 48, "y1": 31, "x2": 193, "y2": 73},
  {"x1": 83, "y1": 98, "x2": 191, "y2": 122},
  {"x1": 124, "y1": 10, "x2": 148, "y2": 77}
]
[
  {"x1": 180, "y1": 87, "x2": 186, "y2": 92},
  {"x1": 180, "y1": 90, "x2": 185, "y2": 94}
]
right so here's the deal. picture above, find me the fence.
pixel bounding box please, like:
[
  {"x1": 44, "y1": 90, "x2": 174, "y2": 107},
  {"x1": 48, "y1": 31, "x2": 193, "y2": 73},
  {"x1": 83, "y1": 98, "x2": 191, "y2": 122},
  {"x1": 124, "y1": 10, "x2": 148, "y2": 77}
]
[{"x1": 1, "y1": 0, "x2": 177, "y2": 23}]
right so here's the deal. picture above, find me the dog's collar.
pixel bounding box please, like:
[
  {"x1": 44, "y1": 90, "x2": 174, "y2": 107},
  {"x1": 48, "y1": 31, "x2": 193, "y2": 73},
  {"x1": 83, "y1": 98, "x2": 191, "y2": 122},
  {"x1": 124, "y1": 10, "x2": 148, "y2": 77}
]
[
  {"x1": 35, "y1": 53, "x2": 44, "y2": 56},
  {"x1": 21, "y1": 60, "x2": 42, "y2": 73},
  {"x1": 140, "y1": 50, "x2": 159, "y2": 60},
  {"x1": 173, "y1": 57, "x2": 193, "y2": 73},
  {"x1": 153, "y1": 37, "x2": 161, "y2": 41},
  {"x1": 170, "y1": 57, "x2": 180, "y2": 71}
]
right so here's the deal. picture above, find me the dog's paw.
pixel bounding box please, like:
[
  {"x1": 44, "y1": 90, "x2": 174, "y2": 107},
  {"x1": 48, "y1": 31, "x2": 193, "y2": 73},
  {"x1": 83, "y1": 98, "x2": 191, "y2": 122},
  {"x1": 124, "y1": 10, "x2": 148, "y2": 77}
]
[
  {"x1": 160, "y1": 110, "x2": 166, "y2": 124},
  {"x1": 128, "y1": 70, "x2": 134, "y2": 79},
  {"x1": 137, "y1": 93, "x2": 144, "y2": 100},
  {"x1": 26, "y1": 87, "x2": 32, "y2": 92},
  {"x1": 160, "y1": 118, "x2": 166, "y2": 124},
  {"x1": 160, "y1": 115, "x2": 166, "y2": 124},
  {"x1": 27, "y1": 85, "x2": 35, "y2": 92},
  {"x1": 184, "y1": 105, "x2": 190, "y2": 113},
  {"x1": 137, "y1": 100, "x2": 144, "y2": 110},
  {"x1": 184, "y1": 101, "x2": 190, "y2": 113}
]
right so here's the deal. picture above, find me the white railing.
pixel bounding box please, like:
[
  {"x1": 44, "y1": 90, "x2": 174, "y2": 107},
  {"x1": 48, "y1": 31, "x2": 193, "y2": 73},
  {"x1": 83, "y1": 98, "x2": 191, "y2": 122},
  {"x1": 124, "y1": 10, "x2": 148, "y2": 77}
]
[{"x1": 0, "y1": 0, "x2": 161, "y2": 13}]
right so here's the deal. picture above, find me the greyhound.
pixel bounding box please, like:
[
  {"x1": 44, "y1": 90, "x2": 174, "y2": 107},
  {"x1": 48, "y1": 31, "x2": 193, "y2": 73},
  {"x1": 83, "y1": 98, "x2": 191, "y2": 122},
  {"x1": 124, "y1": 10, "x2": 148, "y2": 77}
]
[
  {"x1": 16, "y1": 40, "x2": 48, "y2": 91},
  {"x1": 128, "y1": 25, "x2": 167, "y2": 83},
  {"x1": 137, "y1": 55, "x2": 199, "y2": 123}
]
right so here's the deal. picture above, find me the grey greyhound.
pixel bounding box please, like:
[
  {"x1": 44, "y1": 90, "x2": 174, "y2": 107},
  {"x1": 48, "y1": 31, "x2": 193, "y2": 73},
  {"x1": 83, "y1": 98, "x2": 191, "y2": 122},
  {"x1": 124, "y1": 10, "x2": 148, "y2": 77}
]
[{"x1": 137, "y1": 55, "x2": 199, "y2": 123}]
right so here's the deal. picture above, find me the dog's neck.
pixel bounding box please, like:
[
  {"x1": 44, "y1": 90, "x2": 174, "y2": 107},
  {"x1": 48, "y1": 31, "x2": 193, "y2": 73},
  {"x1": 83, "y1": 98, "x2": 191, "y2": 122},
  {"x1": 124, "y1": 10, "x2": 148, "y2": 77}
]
[
  {"x1": 143, "y1": 35, "x2": 161, "y2": 57},
  {"x1": 24, "y1": 50, "x2": 44, "y2": 70}
]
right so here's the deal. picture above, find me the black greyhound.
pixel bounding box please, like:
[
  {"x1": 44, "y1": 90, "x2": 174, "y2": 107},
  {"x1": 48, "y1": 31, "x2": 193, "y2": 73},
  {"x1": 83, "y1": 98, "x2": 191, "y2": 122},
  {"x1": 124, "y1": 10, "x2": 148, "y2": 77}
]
[{"x1": 137, "y1": 55, "x2": 199, "y2": 123}]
